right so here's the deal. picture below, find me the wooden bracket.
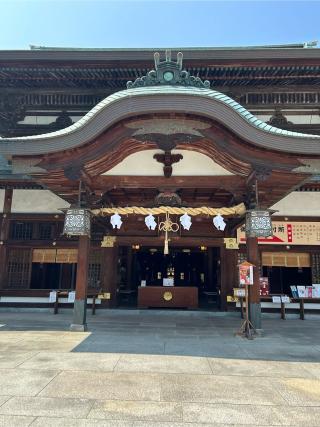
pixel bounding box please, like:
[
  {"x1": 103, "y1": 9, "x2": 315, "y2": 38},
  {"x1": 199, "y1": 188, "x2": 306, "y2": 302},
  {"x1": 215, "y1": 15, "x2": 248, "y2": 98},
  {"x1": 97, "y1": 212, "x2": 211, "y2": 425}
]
[{"x1": 153, "y1": 151, "x2": 183, "y2": 178}]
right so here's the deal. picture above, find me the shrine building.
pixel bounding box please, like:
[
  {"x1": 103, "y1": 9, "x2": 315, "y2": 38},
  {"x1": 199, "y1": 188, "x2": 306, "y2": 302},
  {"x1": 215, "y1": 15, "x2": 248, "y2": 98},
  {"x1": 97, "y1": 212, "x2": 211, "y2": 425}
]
[{"x1": 0, "y1": 44, "x2": 320, "y2": 330}]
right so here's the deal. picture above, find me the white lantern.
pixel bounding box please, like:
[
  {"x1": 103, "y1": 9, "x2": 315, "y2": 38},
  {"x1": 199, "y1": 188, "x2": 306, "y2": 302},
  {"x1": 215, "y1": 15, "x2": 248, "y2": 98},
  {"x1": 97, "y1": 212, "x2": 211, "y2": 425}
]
[
  {"x1": 145, "y1": 214, "x2": 157, "y2": 230},
  {"x1": 180, "y1": 213, "x2": 192, "y2": 230},
  {"x1": 213, "y1": 214, "x2": 226, "y2": 231},
  {"x1": 110, "y1": 213, "x2": 123, "y2": 229}
]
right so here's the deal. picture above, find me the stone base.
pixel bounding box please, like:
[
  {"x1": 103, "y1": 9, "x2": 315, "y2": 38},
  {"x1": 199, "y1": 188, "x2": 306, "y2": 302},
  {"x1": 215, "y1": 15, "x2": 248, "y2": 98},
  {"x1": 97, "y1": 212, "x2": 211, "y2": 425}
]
[
  {"x1": 70, "y1": 299, "x2": 87, "y2": 332},
  {"x1": 70, "y1": 323, "x2": 87, "y2": 332},
  {"x1": 249, "y1": 302, "x2": 262, "y2": 330}
]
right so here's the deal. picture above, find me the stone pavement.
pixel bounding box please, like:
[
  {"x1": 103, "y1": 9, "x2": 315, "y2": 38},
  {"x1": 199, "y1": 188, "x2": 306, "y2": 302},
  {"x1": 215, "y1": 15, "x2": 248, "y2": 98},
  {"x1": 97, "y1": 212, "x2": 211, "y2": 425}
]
[{"x1": 0, "y1": 309, "x2": 319, "y2": 426}]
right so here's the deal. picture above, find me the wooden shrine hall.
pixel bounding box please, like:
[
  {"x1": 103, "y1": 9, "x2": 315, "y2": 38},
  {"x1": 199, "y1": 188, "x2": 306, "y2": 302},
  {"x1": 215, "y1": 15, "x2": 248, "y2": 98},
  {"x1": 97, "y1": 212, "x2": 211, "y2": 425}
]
[{"x1": 1, "y1": 47, "x2": 320, "y2": 331}]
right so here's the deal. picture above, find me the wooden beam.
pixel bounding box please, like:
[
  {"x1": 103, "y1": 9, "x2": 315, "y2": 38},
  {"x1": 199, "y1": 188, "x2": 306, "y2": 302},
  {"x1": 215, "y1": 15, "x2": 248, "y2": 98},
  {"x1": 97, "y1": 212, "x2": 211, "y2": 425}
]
[
  {"x1": 94, "y1": 175, "x2": 245, "y2": 190},
  {"x1": 114, "y1": 236, "x2": 224, "y2": 247},
  {"x1": 80, "y1": 170, "x2": 94, "y2": 194}
]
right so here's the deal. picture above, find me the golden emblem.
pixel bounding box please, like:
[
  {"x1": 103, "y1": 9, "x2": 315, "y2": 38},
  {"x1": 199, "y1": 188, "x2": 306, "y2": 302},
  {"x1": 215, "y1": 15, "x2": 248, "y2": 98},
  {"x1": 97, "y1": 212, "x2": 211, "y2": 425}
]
[
  {"x1": 101, "y1": 236, "x2": 117, "y2": 247},
  {"x1": 163, "y1": 291, "x2": 173, "y2": 301},
  {"x1": 224, "y1": 238, "x2": 239, "y2": 249}
]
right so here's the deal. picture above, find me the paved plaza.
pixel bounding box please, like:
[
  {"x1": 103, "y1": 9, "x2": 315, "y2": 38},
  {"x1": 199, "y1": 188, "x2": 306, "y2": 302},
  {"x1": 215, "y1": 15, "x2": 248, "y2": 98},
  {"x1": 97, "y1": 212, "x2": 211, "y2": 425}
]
[{"x1": 0, "y1": 309, "x2": 319, "y2": 426}]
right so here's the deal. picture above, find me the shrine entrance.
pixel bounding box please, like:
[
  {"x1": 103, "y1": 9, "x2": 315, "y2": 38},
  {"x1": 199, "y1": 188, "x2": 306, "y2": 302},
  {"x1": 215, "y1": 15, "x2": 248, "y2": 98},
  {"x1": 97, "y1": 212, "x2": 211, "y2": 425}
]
[
  {"x1": 3, "y1": 50, "x2": 320, "y2": 333},
  {"x1": 117, "y1": 245, "x2": 221, "y2": 310}
]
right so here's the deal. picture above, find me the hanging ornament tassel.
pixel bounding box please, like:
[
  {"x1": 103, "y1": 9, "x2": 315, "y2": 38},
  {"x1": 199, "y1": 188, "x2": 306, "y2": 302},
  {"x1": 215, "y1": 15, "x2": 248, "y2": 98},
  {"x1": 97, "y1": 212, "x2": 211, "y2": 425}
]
[
  {"x1": 158, "y1": 212, "x2": 179, "y2": 255},
  {"x1": 164, "y1": 236, "x2": 169, "y2": 255}
]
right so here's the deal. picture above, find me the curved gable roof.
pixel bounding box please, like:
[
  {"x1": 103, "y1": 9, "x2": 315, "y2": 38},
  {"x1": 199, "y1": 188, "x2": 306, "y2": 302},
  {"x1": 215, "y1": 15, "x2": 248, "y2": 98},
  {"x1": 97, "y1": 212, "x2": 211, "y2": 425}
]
[{"x1": 1, "y1": 86, "x2": 320, "y2": 156}]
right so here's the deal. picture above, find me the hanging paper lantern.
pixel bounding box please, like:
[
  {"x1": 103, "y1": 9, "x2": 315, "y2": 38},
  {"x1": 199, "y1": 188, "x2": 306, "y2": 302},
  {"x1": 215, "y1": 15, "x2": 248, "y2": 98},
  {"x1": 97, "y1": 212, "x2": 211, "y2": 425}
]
[
  {"x1": 180, "y1": 213, "x2": 192, "y2": 230},
  {"x1": 110, "y1": 213, "x2": 123, "y2": 229},
  {"x1": 145, "y1": 214, "x2": 157, "y2": 230},
  {"x1": 213, "y1": 214, "x2": 226, "y2": 231}
]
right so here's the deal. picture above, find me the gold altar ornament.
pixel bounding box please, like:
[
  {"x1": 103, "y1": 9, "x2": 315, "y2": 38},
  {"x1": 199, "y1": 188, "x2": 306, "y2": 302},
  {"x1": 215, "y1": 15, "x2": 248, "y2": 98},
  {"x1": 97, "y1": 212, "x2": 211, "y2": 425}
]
[
  {"x1": 98, "y1": 293, "x2": 111, "y2": 300},
  {"x1": 163, "y1": 291, "x2": 173, "y2": 301}
]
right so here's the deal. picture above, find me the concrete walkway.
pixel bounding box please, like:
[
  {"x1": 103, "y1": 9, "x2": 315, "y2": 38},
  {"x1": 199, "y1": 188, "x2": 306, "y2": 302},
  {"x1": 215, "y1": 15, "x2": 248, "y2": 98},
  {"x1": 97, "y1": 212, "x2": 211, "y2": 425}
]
[{"x1": 0, "y1": 310, "x2": 319, "y2": 426}]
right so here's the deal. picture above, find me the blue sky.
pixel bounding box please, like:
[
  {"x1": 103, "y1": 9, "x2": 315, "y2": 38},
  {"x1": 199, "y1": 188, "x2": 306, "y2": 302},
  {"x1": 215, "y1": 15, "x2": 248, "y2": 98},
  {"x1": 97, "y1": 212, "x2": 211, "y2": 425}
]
[{"x1": 1, "y1": 0, "x2": 319, "y2": 49}]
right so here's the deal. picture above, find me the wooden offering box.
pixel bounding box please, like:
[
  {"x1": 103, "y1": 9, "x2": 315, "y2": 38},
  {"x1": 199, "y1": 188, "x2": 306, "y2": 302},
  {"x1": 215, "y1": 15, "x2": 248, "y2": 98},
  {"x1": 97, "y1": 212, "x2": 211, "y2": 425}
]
[{"x1": 138, "y1": 286, "x2": 198, "y2": 309}]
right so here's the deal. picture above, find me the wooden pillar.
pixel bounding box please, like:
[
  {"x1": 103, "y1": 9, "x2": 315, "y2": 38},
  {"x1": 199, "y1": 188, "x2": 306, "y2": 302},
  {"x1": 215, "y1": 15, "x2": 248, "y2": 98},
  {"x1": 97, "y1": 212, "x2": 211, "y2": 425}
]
[
  {"x1": 207, "y1": 247, "x2": 214, "y2": 291},
  {"x1": 126, "y1": 246, "x2": 133, "y2": 289},
  {"x1": 246, "y1": 236, "x2": 262, "y2": 329},
  {"x1": 102, "y1": 246, "x2": 118, "y2": 307},
  {"x1": 0, "y1": 188, "x2": 13, "y2": 289},
  {"x1": 220, "y1": 246, "x2": 238, "y2": 311},
  {"x1": 70, "y1": 235, "x2": 90, "y2": 331}
]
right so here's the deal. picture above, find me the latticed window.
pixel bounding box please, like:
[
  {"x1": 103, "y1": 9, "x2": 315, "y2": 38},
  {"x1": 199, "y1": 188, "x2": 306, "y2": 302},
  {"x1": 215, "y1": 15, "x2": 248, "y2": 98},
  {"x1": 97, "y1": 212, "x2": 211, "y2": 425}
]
[
  {"x1": 10, "y1": 222, "x2": 33, "y2": 240},
  {"x1": 88, "y1": 250, "x2": 103, "y2": 289},
  {"x1": 7, "y1": 249, "x2": 31, "y2": 288},
  {"x1": 39, "y1": 223, "x2": 53, "y2": 240}
]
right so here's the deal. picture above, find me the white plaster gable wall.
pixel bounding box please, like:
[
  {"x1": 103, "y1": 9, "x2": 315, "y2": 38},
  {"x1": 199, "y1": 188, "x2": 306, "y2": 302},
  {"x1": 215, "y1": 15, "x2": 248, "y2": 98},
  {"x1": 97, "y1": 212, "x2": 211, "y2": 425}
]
[
  {"x1": 255, "y1": 113, "x2": 320, "y2": 126},
  {"x1": 271, "y1": 192, "x2": 320, "y2": 217},
  {"x1": 102, "y1": 149, "x2": 234, "y2": 176},
  {"x1": 0, "y1": 189, "x2": 318, "y2": 216},
  {"x1": 0, "y1": 190, "x2": 70, "y2": 213},
  {"x1": 103, "y1": 150, "x2": 163, "y2": 176}
]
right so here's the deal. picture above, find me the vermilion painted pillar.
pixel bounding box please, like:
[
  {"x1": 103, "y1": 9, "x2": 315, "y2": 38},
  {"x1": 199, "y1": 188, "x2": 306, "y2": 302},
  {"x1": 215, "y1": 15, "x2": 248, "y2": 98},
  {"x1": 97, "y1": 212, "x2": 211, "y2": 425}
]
[
  {"x1": 246, "y1": 236, "x2": 262, "y2": 329},
  {"x1": 70, "y1": 235, "x2": 90, "y2": 331},
  {"x1": 0, "y1": 188, "x2": 13, "y2": 289}
]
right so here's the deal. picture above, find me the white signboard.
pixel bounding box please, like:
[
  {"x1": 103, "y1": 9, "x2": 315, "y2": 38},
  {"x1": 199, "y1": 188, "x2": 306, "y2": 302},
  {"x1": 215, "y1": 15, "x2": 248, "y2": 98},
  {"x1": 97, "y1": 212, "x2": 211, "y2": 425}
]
[
  {"x1": 49, "y1": 291, "x2": 57, "y2": 303},
  {"x1": 297, "y1": 286, "x2": 307, "y2": 298},
  {"x1": 237, "y1": 221, "x2": 320, "y2": 245},
  {"x1": 68, "y1": 291, "x2": 75, "y2": 303},
  {"x1": 163, "y1": 278, "x2": 174, "y2": 287},
  {"x1": 312, "y1": 285, "x2": 320, "y2": 298}
]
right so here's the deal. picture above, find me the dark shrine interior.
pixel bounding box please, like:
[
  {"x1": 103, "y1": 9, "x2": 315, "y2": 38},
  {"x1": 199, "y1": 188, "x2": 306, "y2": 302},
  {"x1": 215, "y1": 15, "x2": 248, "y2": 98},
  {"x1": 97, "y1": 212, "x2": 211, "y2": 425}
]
[{"x1": 118, "y1": 246, "x2": 220, "y2": 308}]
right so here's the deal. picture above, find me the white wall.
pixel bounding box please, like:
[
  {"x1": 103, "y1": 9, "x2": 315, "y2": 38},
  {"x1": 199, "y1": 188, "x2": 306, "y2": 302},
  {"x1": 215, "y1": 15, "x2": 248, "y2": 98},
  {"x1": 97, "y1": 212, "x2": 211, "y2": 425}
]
[
  {"x1": 271, "y1": 192, "x2": 320, "y2": 217},
  {"x1": 0, "y1": 188, "x2": 318, "y2": 217},
  {"x1": 102, "y1": 149, "x2": 234, "y2": 176},
  {"x1": 0, "y1": 190, "x2": 69, "y2": 213}
]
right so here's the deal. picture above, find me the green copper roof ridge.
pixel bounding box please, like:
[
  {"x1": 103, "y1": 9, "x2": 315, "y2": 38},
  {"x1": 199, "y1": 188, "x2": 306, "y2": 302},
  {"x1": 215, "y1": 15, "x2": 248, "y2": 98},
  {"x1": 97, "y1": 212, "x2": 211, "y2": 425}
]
[
  {"x1": 122, "y1": 86, "x2": 320, "y2": 140},
  {"x1": 29, "y1": 41, "x2": 318, "y2": 51},
  {"x1": 2, "y1": 85, "x2": 320, "y2": 158},
  {"x1": 1, "y1": 85, "x2": 320, "y2": 143}
]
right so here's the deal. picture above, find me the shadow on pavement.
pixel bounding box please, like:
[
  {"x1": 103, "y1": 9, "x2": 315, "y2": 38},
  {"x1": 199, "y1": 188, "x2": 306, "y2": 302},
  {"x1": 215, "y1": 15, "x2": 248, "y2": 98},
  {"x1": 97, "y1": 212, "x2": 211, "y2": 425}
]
[{"x1": 1, "y1": 309, "x2": 320, "y2": 362}]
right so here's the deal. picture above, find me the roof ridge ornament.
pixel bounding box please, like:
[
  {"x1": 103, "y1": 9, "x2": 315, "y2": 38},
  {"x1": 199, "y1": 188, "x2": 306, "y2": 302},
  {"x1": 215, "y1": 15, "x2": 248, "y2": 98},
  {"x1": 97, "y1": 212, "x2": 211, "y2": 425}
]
[{"x1": 127, "y1": 50, "x2": 210, "y2": 89}]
